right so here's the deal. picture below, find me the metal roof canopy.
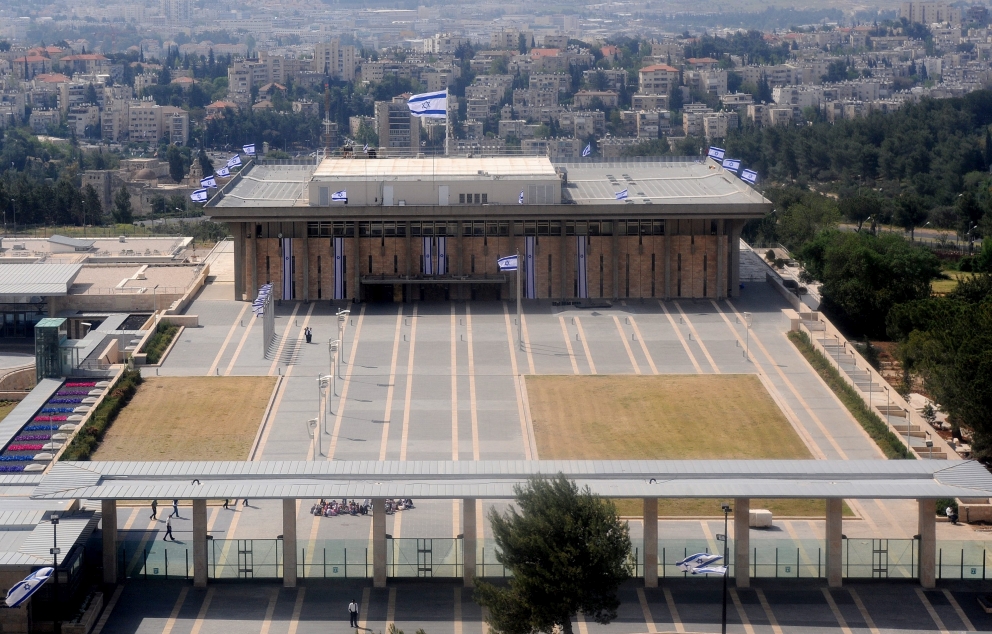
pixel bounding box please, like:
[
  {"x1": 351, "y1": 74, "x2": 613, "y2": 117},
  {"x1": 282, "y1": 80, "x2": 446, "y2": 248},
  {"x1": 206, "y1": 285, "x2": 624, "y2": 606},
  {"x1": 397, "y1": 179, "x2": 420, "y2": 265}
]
[
  {"x1": 0, "y1": 263, "x2": 82, "y2": 296},
  {"x1": 32, "y1": 460, "x2": 992, "y2": 502},
  {"x1": 48, "y1": 235, "x2": 95, "y2": 250}
]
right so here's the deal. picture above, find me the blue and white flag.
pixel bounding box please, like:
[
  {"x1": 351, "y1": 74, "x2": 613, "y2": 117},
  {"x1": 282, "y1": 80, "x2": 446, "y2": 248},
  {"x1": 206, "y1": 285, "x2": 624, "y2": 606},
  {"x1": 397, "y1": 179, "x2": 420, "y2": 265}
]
[
  {"x1": 5, "y1": 567, "x2": 53, "y2": 608},
  {"x1": 740, "y1": 169, "x2": 758, "y2": 184},
  {"x1": 518, "y1": 191, "x2": 524, "y2": 204},
  {"x1": 216, "y1": 166, "x2": 231, "y2": 177},
  {"x1": 707, "y1": 146, "x2": 726, "y2": 160},
  {"x1": 190, "y1": 189, "x2": 208, "y2": 203},
  {"x1": 582, "y1": 143, "x2": 591, "y2": 157},
  {"x1": 676, "y1": 553, "x2": 726, "y2": 575},
  {"x1": 331, "y1": 190, "x2": 347, "y2": 202},
  {"x1": 200, "y1": 175, "x2": 217, "y2": 188},
  {"x1": 363, "y1": 143, "x2": 369, "y2": 153},
  {"x1": 227, "y1": 155, "x2": 242, "y2": 168},
  {"x1": 721, "y1": 158, "x2": 741, "y2": 173},
  {"x1": 497, "y1": 255, "x2": 518, "y2": 271},
  {"x1": 243, "y1": 143, "x2": 255, "y2": 156},
  {"x1": 615, "y1": 189, "x2": 628, "y2": 200},
  {"x1": 407, "y1": 90, "x2": 447, "y2": 118}
]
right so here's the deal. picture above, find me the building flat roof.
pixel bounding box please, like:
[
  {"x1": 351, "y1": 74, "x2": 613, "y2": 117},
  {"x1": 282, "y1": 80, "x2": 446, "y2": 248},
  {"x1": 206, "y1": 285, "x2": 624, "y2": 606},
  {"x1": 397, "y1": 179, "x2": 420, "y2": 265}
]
[
  {"x1": 212, "y1": 164, "x2": 314, "y2": 208},
  {"x1": 0, "y1": 263, "x2": 82, "y2": 296},
  {"x1": 32, "y1": 460, "x2": 992, "y2": 501},
  {"x1": 311, "y1": 156, "x2": 558, "y2": 180},
  {"x1": 48, "y1": 235, "x2": 95, "y2": 249}
]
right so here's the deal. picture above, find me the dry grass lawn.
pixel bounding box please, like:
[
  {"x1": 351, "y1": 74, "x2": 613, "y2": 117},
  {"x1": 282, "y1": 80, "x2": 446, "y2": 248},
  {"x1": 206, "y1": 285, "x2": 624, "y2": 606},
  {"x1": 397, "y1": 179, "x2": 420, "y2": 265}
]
[
  {"x1": 91, "y1": 377, "x2": 276, "y2": 461},
  {"x1": 932, "y1": 270, "x2": 976, "y2": 295},
  {"x1": 0, "y1": 401, "x2": 16, "y2": 425},
  {"x1": 527, "y1": 375, "x2": 849, "y2": 517}
]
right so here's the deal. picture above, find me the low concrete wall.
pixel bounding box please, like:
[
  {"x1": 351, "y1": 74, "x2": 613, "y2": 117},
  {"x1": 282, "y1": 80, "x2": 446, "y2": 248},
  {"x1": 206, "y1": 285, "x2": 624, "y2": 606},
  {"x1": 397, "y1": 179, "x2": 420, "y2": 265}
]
[
  {"x1": 161, "y1": 315, "x2": 199, "y2": 327},
  {"x1": 0, "y1": 365, "x2": 35, "y2": 393},
  {"x1": 960, "y1": 504, "x2": 992, "y2": 523},
  {"x1": 767, "y1": 272, "x2": 803, "y2": 311},
  {"x1": 165, "y1": 263, "x2": 210, "y2": 315}
]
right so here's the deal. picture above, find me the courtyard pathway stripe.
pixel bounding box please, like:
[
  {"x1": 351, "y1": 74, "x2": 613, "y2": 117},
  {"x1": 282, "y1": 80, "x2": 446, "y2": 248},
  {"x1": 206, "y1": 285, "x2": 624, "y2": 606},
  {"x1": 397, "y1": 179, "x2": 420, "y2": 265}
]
[
  {"x1": 267, "y1": 302, "x2": 306, "y2": 376},
  {"x1": 572, "y1": 316, "x2": 597, "y2": 374},
  {"x1": 521, "y1": 313, "x2": 536, "y2": 374},
  {"x1": 612, "y1": 316, "x2": 641, "y2": 374},
  {"x1": 259, "y1": 587, "x2": 279, "y2": 634},
  {"x1": 503, "y1": 302, "x2": 533, "y2": 461},
  {"x1": 755, "y1": 588, "x2": 784, "y2": 634},
  {"x1": 916, "y1": 588, "x2": 950, "y2": 633},
  {"x1": 189, "y1": 587, "x2": 215, "y2": 634},
  {"x1": 699, "y1": 520, "x2": 720, "y2": 556},
  {"x1": 126, "y1": 517, "x2": 161, "y2": 577},
  {"x1": 576, "y1": 611, "x2": 589, "y2": 634},
  {"x1": 160, "y1": 586, "x2": 189, "y2": 634},
  {"x1": 358, "y1": 587, "x2": 371, "y2": 630},
  {"x1": 728, "y1": 588, "x2": 756, "y2": 634},
  {"x1": 454, "y1": 587, "x2": 463, "y2": 634},
  {"x1": 122, "y1": 507, "x2": 139, "y2": 531},
  {"x1": 386, "y1": 587, "x2": 397, "y2": 632},
  {"x1": 942, "y1": 589, "x2": 976, "y2": 631},
  {"x1": 224, "y1": 310, "x2": 257, "y2": 376},
  {"x1": 659, "y1": 301, "x2": 702, "y2": 373},
  {"x1": 557, "y1": 315, "x2": 580, "y2": 375},
  {"x1": 326, "y1": 303, "x2": 366, "y2": 460},
  {"x1": 90, "y1": 584, "x2": 124, "y2": 634},
  {"x1": 635, "y1": 588, "x2": 658, "y2": 633},
  {"x1": 398, "y1": 303, "x2": 418, "y2": 461},
  {"x1": 820, "y1": 589, "x2": 854, "y2": 634},
  {"x1": 674, "y1": 302, "x2": 719, "y2": 373},
  {"x1": 208, "y1": 302, "x2": 250, "y2": 376},
  {"x1": 467, "y1": 305, "x2": 480, "y2": 460},
  {"x1": 628, "y1": 317, "x2": 659, "y2": 374},
  {"x1": 848, "y1": 589, "x2": 881, "y2": 634},
  {"x1": 377, "y1": 306, "x2": 405, "y2": 462},
  {"x1": 783, "y1": 520, "x2": 817, "y2": 576},
  {"x1": 287, "y1": 587, "x2": 306, "y2": 634},
  {"x1": 662, "y1": 587, "x2": 686, "y2": 633},
  {"x1": 451, "y1": 304, "x2": 459, "y2": 461}
]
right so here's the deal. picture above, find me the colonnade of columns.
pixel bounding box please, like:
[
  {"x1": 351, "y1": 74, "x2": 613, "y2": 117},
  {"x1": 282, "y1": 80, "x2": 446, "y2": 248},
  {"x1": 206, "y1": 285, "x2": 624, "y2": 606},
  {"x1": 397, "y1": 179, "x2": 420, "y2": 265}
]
[{"x1": 99, "y1": 497, "x2": 937, "y2": 589}]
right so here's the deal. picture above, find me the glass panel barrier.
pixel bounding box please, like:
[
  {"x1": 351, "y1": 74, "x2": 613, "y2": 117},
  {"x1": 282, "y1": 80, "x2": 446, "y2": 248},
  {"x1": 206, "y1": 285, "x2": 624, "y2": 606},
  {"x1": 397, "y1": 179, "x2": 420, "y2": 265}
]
[{"x1": 936, "y1": 541, "x2": 991, "y2": 580}]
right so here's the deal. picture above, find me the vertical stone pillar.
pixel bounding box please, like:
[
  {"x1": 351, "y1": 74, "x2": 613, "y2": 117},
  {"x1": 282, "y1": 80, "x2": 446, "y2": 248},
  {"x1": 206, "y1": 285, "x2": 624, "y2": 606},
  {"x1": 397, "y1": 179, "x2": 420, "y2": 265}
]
[
  {"x1": 283, "y1": 499, "x2": 297, "y2": 587},
  {"x1": 353, "y1": 222, "x2": 361, "y2": 302},
  {"x1": 463, "y1": 498, "x2": 477, "y2": 587},
  {"x1": 918, "y1": 498, "x2": 936, "y2": 588},
  {"x1": 663, "y1": 232, "x2": 671, "y2": 300},
  {"x1": 302, "y1": 235, "x2": 310, "y2": 303},
  {"x1": 247, "y1": 231, "x2": 257, "y2": 300},
  {"x1": 730, "y1": 221, "x2": 742, "y2": 298},
  {"x1": 716, "y1": 220, "x2": 726, "y2": 300},
  {"x1": 101, "y1": 499, "x2": 118, "y2": 584},
  {"x1": 405, "y1": 224, "x2": 413, "y2": 302},
  {"x1": 560, "y1": 233, "x2": 568, "y2": 299},
  {"x1": 612, "y1": 232, "x2": 619, "y2": 301},
  {"x1": 734, "y1": 498, "x2": 749, "y2": 588},
  {"x1": 233, "y1": 224, "x2": 246, "y2": 301},
  {"x1": 193, "y1": 499, "x2": 207, "y2": 588},
  {"x1": 373, "y1": 498, "x2": 387, "y2": 587},
  {"x1": 643, "y1": 498, "x2": 658, "y2": 587},
  {"x1": 826, "y1": 498, "x2": 843, "y2": 587}
]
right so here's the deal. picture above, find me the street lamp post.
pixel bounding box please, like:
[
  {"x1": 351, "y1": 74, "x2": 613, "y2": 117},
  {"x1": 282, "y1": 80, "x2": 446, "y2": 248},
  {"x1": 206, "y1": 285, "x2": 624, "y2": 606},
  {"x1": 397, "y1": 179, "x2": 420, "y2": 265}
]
[
  {"x1": 743, "y1": 312, "x2": 752, "y2": 360},
  {"x1": 336, "y1": 310, "x2": 350, "y2": 378},
  {"x1": 719, "y1": 503, "x2": 731, "y2": 634},
  {"x1": 925, "y1": 431, "x2": 933, "y2": 460},
  {"x1": 318, "y1": 374, "x2": 331, "y2": 436},
  {"x1": 50, "y1": 512, "x2": 61, "y2": 634},
  {"x1": 307, "y1": 418, "x2": 319, "y2": 457}
]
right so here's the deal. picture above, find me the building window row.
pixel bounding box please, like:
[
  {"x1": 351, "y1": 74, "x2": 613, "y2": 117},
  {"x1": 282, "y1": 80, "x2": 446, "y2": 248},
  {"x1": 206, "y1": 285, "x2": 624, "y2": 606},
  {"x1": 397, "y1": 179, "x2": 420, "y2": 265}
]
[
  {"x1": 458, "y1": 193, "x2": 488, "y2": 204},
  {"x1": 304, "y1": 219, "x2": 724, "y2": 240}
]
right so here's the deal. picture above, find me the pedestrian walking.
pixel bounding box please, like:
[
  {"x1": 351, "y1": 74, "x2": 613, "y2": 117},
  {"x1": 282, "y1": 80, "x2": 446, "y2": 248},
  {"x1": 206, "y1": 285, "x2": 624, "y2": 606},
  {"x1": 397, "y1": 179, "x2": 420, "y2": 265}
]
[
  {"x1": 242, "y1": 498, "x2": 249, "y2": 507},
  {"x1": 170, "y1": 499, "x2": 180, "y2": 518},
  {"x1": 305, "y1": 327, "x2": 313, "y2": 344},
  {"x1": 348, "y1": 599, "x2": 359, "y2": 627},
  {"x1": 150, "y1": 499, "x2": 158, "y2": 520},
  {"x1": 223, "y1": 499, "x2": 229, "y2": 510},
  {"x1": 163, "y1": 518, "x2": 176, "y2": 542},
  {"x1": 946, "y1": 505, "x2": 959, "y2": 525}
]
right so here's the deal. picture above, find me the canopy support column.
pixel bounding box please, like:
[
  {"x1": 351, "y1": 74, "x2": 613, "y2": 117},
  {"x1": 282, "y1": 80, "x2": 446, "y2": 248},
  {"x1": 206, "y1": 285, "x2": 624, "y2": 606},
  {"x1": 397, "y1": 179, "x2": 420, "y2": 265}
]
[
  {"x1": 919, "y1": 498, "x2": 936, "y2": 588},
  {"x1": 373, "y1": 498, "x2": 387, "y2": 587},
  {"x1": 826, "y1": 498, "x2": 843, "y2": 587},
  {"x1": 643, "y1": 498, "x2": 658, "y2": 587},
  {"x1": 193, "y1": 500, "x2": 207, "y2": 588},
  {"x1": 102, "y1": 500, "x2": 117, "y2": 584},
  {"x1": 283, "y1": 499, "x2": 297, "y2": 587},
  {"x1": 463, "y1": 498, "x2": 476, "y2": 587},
  {"x1": 734, "y1": 498, "x2": 749, "y2": 588}
]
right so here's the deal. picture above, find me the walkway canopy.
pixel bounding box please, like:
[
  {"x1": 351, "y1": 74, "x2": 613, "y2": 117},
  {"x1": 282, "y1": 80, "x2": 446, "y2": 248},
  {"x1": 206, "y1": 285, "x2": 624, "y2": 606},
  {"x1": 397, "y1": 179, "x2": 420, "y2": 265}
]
[{"x1": 32, "y1": 459, "x2": 992, "y2": 502}]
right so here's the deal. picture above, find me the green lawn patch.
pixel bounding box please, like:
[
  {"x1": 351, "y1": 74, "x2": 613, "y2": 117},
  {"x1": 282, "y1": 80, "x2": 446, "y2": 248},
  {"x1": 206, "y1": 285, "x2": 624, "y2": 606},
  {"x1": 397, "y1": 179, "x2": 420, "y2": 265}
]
[
  {"x1": 788, "y1": 330, "x2": 913, "y2": 459},
  {"x1": 142, "y1": 323, "x2": 180, "y2": 365}
]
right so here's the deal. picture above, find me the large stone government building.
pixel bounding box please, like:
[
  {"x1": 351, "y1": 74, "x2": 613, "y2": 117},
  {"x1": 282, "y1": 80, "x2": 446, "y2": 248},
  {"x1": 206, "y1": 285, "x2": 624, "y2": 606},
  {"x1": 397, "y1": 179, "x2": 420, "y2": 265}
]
[{"x1": 206, "y1": 155, "x2": 770, "y2": 303}]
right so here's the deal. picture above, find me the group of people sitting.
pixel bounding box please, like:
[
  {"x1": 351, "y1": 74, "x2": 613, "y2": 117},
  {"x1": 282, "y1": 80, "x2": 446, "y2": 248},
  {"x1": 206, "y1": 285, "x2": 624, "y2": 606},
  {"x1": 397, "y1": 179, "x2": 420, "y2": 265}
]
[{"x1": 308, "y1": 498, "x2": 415, "y2": 517}]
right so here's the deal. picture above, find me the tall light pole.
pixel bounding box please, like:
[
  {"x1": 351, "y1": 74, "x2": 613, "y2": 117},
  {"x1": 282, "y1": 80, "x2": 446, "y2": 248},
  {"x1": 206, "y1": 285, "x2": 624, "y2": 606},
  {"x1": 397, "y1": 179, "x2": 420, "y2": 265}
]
[
  {"x1": 318, "y1": 374, "x2": 331, "y2": 435},
  {"x1": 50, "y1": 512, "x2": 61, "y2": 634},
  {"x1": 743, "y1": 312, "x2": 752, "y2": 360},
  {"x1": 720, "y1": 503, "x2": 731, "y2": 634},
  {"x1": 307, "y1": 418, "x2": 319, "y2": 458},
  {"x1": 329, "y1": 339, "x2": 340, "y2": 400},
  {"x1": 516, "y1": 248, "x2": 522, "y2": 349},
  {"x1": 336, "y1": 309, "x2": 350, "y2": 378}
]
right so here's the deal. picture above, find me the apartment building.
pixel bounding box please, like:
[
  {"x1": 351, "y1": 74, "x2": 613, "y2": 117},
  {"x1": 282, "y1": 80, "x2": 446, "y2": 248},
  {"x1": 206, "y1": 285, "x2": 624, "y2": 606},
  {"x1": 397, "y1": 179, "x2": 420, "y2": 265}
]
[
  {"x1": 313, "y1": 40, "x2": 357, "y2": 81},
  {"x1": 127, "y1": 100, "x2": 189, "y2": 144},
  {"x1": 900, "y1": 1, "x2": 962, "y2": 25},
  {"x1": 638, "y1": 64, "x2": 679, "y2": 95},
  {"x1": 375, "y1": 96, "x2": 421, "y2": 153}
]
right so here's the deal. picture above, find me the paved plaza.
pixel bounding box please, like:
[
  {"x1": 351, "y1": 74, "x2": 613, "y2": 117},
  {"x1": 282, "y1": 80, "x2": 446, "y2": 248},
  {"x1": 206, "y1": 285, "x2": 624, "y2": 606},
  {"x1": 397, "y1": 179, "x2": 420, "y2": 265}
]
[{"x1": 90, "y1": 246, "x2": 992, "y2": 633}]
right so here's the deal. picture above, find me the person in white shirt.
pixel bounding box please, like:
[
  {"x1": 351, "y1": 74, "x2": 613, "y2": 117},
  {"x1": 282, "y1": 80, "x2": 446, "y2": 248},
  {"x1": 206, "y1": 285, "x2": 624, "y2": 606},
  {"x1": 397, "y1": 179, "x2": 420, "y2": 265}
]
[{"x1": 348, "y1": 600, "x2": 359, "y2": 627}]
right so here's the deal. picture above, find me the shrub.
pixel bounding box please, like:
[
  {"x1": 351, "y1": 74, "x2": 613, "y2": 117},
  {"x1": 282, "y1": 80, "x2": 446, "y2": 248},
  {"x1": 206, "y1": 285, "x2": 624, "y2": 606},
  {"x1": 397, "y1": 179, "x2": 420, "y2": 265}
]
[
  {"x1": 765, "y1": 249, "x2": 776, "y2": 261},
  {"x1": 958, "y1": 256, "x2": 974, "y2": 272},
  {"x1": 61, "y1": 369, "x2": 143, "y2": 461},
  {"x1": 143, "y1": 323, "x2": 180, "y2": 365}
]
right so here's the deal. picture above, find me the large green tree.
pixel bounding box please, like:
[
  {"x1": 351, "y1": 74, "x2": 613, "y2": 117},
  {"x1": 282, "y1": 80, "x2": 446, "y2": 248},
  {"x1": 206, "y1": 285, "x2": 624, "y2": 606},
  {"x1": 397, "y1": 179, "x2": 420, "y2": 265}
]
[
  {"x1": 799, "y1": 230, "x2": 941, "y2": 337},
  {"x1": 474, "y1": 475, "x2": 631, "y2": 634},
  {"x1": 112, "y1": 185, "x2": 133, "y2": 224}
]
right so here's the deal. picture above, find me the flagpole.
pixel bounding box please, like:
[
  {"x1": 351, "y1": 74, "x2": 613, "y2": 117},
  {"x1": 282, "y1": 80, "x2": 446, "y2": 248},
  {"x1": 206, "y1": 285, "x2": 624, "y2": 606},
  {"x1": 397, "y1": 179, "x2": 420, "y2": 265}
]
[{"x1": 516, "y1": 248, "x2": 522, "y2": 350}]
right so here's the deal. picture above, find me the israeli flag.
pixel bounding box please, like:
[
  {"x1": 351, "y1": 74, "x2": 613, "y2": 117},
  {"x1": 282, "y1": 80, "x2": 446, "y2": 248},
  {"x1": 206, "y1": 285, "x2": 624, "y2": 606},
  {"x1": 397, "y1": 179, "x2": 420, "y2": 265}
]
[
  {"x1": 676, "y1": 553, "x2": 727, "y2": 575},
  {"x1": 216, "y1": 166, "x2": 231, "y2": 177},
  {"x1": 721, "y1": 158, "x2": 741, "y2": 173},
  {"x1": 243, "y1": 143, "x2": 256, "y2": 156},
  {"x1": 200, "y1": 175, "x2": 217, "y2": 188},
  {"x1": 582, "y1": 143, "x2": 591, "y2": 157},
  {"x1": 519, "y1": 191, "x2": 524, "y2": 204},
  {"x1": 615, "y1": 189, "x2": 628, "y2": 200},
  {"x1": 190, "y1": 189, "x2": 208, "y2": 203},
  {"x1": 741, "y1": 169, "x2": 758, "y2": 184},
  {"x1": 407, "y1": 90, "x2": 447, "y2": 118},
  {"x1": 331, "y1": 190, "x2": 347, "y2": 202},
  {"x1": 707, "y1": 146, "x2": 726, "y2": 160},
  {"x1": 497, "y1": 255, "x2": 518, "y2": 271},
  {"x1": 227, "y1": 155, "x2": 242, "y2": 168},
  {"x1": 363, "y1": 143, "x2": 369, "y2": 153},
  {"x1": 5, "y1": 567, "x2": 53, "y2": 608}
]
